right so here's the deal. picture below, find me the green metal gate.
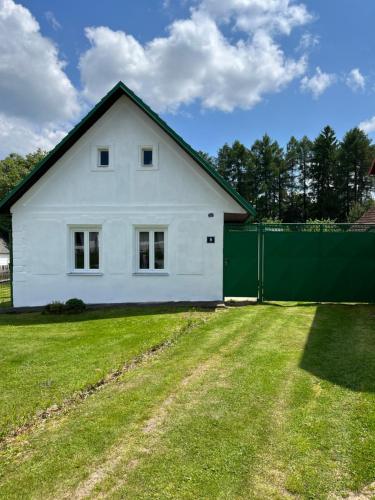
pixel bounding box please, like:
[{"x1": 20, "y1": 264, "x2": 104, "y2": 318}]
[
  {"x1": 224, "y1": 223, "x2": 375, "y2": 302},
  {"x1": 223, "y1": 225, "x2": 258, "y2": 298}
]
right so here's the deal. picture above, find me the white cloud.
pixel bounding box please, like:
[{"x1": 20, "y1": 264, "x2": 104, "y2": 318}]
[
  {"x1": 199, "y1": 0, "x2": 313, "y2": 35},
  {"x1": 0, "y1": 0, "x2": 79, "y2": 124},
  {"x1": 346, "y1": 68, "x2": 365, "y2": 92},
  {"x1": 296, "y1": 32, "x2": 319, "y2": 51},
  {"x1": 359, "y1": 116, "x2": 375, "y2": 134},
  {"x1": 0, "y1": 114, "x2": 67, "y2": 157},
  {"x1": 80, "y1": 1, "x2": 311, "y2": 113},
  {"x1": 45, "y1": 10, "x2": 61, "y2": 31},
  {"x1": 0, "y1": 0, "x2": 313, "y2": 157},
  {"x1": 300, "y1": 66, "x2": 335, "y2": 98},
  {"x1": 0, "y1": 0, "x2": 80, "y2": 157}
]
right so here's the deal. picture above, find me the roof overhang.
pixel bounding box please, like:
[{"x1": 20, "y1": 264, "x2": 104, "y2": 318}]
[{"x1": 224, "y1": 212, "x2": 251, "y2": 223}]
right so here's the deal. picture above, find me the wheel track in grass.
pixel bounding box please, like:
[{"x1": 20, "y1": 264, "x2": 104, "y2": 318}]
[
  {"x1": 241, "y1": 308, "x2": 315, "y2": 499},
  {"x1": 0, "y1": 313, "x2": 216, "y2": 452},
  {"x1": 67, "y1": 307, "x2": 287, "y2": 499}
]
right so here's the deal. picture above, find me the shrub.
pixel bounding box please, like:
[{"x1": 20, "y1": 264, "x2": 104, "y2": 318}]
[
  {"x1": 44, "y1": 301, "x2": 65, "y2": 314},
  {"x1": 64, "y1": 298, "x2": 86, "y2": 314}
]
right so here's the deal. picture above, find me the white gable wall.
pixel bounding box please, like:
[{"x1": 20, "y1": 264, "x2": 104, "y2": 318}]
[{"x1": 11, "y1": 96, "x2": 246, "y2": 306}]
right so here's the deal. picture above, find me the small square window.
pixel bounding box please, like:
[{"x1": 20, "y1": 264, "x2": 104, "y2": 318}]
[
  {"x1": 142, "y1": 148, "x2": 153, "y2": 166},
  {"x1": 98, "y1": 149, "x2": 109, "y2": 167}
]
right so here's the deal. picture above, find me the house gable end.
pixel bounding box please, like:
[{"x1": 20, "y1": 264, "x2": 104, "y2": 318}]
[{"x1": 0, "y1": 82, "x2": 255, "y2": 219}]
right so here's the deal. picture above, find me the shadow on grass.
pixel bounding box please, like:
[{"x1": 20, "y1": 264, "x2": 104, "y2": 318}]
[
  {"x1": 299, "y1": 304, "x2": 375, "y2": 393},
  {"x1": 0, "y1": 304, "x2": 212, "y2": 327}
]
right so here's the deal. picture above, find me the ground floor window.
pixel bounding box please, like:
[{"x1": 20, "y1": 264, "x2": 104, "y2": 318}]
[
  {"x1": 71, "y1": 227, "x2": 101, "y2": 272},
  {"x1": 136, "y1": 228, "x2": 166, "y2": 272}
]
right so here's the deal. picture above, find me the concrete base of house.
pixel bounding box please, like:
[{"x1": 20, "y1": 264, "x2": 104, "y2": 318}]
[{"x1": 0, "y1": 300, "x2": 226, "y2": 314}]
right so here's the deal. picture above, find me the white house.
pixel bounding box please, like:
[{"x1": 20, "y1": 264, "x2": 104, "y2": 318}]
[{"x1": 0, "y1": 82, "x2": 255, "y2": 307}]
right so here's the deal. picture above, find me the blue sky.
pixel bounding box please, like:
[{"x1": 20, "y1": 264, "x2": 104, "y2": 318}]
[{"x1": 1, "y1": 0, "x2": 375, "y2": 157}]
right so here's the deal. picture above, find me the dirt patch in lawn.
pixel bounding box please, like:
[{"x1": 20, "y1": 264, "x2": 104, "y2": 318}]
[{"x1": 331, "y1": 482, "x2": 375, "y2": 500}]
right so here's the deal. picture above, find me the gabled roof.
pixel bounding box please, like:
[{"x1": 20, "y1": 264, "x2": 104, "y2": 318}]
[{"x1": 0, "y1": 81, "x2": 256, "y2": 218}]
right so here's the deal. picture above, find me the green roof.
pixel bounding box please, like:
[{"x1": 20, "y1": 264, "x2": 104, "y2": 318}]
[{"x1": 0, "y1": 81, "x2": 256, "y2": 217}]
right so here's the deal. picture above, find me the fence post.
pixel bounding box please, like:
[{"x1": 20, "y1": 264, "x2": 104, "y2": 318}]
[{"x1": 258, "y1": 223, "x2": 264, "y2": 303}]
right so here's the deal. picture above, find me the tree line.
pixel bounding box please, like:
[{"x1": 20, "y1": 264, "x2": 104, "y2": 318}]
[
  {"x1": 0, "y1": 126, "x2": 374, "y2": 223},
  {"x1": 201, "y1": 126, "x2": 375, "y2": 222}
]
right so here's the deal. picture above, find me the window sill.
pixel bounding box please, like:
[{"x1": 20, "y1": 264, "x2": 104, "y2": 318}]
[
  {"x1": 136, "y1": 166, "x2": 159, "y2": 171},
  {"x1": 67, "y1": 271, "x2": 103, "y2": 276},
  {"x1": 133, "y1": 272, "x2": 169, "y2": 276},
  {"x1": 91, "y1": 168, "x2": 115, "y2": 172}
]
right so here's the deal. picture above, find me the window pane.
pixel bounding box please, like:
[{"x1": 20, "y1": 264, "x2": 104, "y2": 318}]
[
  {"x1": 139, "y1": 232, "x2": 149, "y2": 269},
  {"x1": 142, "y1": 149, "x2": 153, "y2": 165},
  {"x1": 99, "y1": 149, "x2": 109, "y2": 166},
  {"x1": 74, "y1": 232, "x2": 84, "y2": 269},
  {"x1": 89, "y1": 232, "x2": 99, "y2": 269},
  {"x1": 154, "y1": 231, "x2": 164, "y2": 269}
]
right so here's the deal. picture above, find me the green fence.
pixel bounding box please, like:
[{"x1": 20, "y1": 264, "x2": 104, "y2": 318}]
[{"x1": 224, "y1": 223, "x2": 375, "y2": 303}]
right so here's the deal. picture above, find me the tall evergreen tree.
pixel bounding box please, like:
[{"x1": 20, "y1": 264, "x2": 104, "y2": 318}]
[
  {"x1": 297, "y1": 136, "x2": 313, "y2": 221},
  {"x1": 339, "y1": 128, "x2": 374, "y2": 218},
  {"x1": 311, "y1": 126, "x2": 339, "y2": 219},
  {"x1": 217, "y1": 141, "x2": 251, "y2": 199},
  {"x1": 284, "y1": 136, "x2": 301, "y2": 221},
  {"x1": 251, "y1": 134, "x2": 284, "y2": 219}
]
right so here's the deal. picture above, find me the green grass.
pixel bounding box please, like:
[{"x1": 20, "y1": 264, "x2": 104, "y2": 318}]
[
  {"x1": 0, "y1": 306, "x2": 212, "y2": 440},
  {"x1": 0, "y1": 303, "x2": 374, "y2": 499},
  {"x1": 0, "y1": 282, "x2": 11, "y2": 307}
]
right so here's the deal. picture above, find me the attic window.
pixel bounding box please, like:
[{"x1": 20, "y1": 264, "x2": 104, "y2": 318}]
[
  {"x1": 142, "y1": 148, "x2": 153, "y2": 166},
  {"x1": 98, "y1": 148, "x2": 109, "y2": 167}
]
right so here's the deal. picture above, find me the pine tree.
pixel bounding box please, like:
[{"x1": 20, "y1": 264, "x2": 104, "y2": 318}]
[
  {"x1": 311, "y1": 126, "x2": 339, "y2": 219},
  {"x1": 284, "y1": 136, "x2": 301, "y2": 221},
  {"x1": 339, "y1": 128, "x2": 374, "y2": 218},
  {"x1": 216, "y1": 141, "x2": 251, "y2": 199},
  {"x1": 251, "y1": 134, "x2": 284, "y2": 219}
]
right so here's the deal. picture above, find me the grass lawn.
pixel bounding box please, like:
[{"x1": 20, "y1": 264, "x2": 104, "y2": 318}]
[
  {"x1": 0, "y1": 303, "x2": 374, "y2": 498},
  {"x1": 0, "y1": 281, "x2": 11, "y2": 308},
  {"x1": 0, "y1": 306, "x2": 212, "y2": 440}
]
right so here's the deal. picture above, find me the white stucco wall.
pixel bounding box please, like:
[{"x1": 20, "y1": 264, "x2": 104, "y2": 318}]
[{"x1": 11, "y1": 96, "x2": 246, "y2": 306}]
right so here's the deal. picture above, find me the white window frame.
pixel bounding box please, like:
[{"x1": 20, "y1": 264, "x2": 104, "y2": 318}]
[
  {"x1": 138, "y1": 145, "x2": 158, "y2": 170},
  {"x1": 91, "y1": 145, "x2": 114, "y2": 171},
  {"x1": 97, "y1": 148, "x2": 110, "y2": 168},
  {"x1": 134, "y1": 226, "x2": 168, "y2": 274},
  {"x1": 69, "y1": 226, "x2": 102, "y2": 274}
]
